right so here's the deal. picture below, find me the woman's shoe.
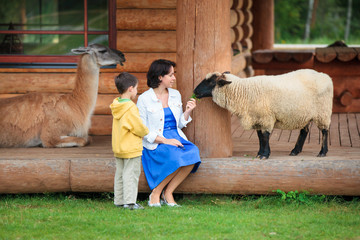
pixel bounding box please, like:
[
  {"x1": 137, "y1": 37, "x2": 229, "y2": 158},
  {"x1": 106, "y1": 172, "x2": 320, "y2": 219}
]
[
  {"x1": 161, "y1": 191, "x2": 181, "y2": 207},
  {"x1": 148, "y1": 192, "x2": 161, "y2": 207}
]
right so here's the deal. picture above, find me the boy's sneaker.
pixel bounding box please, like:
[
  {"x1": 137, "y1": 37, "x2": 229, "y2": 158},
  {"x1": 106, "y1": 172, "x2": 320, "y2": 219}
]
[{"x1": 124, "y1": 203, "x2": 144, "y2": 210}]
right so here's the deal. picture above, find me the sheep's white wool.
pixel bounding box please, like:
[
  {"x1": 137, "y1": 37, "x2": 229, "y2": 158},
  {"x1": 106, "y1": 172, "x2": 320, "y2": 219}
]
[{"x1": 212, "y1": 69, "x2": 333, "y2": 132}]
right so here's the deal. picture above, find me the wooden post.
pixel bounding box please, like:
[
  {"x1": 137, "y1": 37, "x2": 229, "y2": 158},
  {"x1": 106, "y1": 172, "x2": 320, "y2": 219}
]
[
  {"x1": 176, "y1": 0, "x2": 233, "y2": 158},
  {"x1": 251, "y1": 0, "x2": 274, "y2": 51}
]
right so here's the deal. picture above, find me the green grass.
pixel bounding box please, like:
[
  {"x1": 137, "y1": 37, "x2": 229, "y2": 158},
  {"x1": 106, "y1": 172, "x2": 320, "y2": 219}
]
[{"x1": 1, "y1": 193, "x2": 360, "y2": 240}]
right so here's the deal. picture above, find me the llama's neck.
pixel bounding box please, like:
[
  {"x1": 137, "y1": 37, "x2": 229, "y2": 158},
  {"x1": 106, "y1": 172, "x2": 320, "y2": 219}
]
[{"x1": 71, "y1": 54, "x2": 100, "y2": 115}]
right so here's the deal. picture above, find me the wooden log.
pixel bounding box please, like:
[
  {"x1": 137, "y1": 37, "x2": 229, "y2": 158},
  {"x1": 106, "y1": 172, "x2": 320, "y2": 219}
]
[
  {"x1": 117, "y1": 53, "x2": 176, "y2": 72},
  {"x1": 231, "y1": 53, "x2": 247, "y2": 74},
  {"x1": 292, "y1": 50, "x2": 314, "y2": 63},
  {"x1": 117, "y1": 31, "x2": 176, "y2": 53},
  {"x1": 230, "y1": 9, "x2": 244, "y2": 27},
  {"x1": 335, "y1": 47, "x2": 358, "y2": 62},
  {"x1": 0, "y1": 72, "x2": 149, "y2": 94},
  {"x1": 0, "y1": 160, "x2": 70, "y2": 193},
  {"x1": 242, "y1": 9, "x2": 253, "y2": 24},
  {"x1": 89, "y1": 115, "x2": 113, "y2": 135},
  {"x1": 251, "y1": 0, "x2": 274, "y2": 51},
  {"x1": 0, "y1": 53, "x2": 176, "y2": 74},
  {"x1": 0, "y1": 94, "x2": 138, "y2": 116},
  {"x1": 231, "y1": 0, "x2": 243, "y2": 9},
  {"x1": 274, "y1": 51, "x2": 293, "y2": 62},
  {"x1": 231, "y1": 26, "x2": 244, "y2": 43},
  {"x1": 116, "y1": 9, "x2": 176, "y2": 30},
  {"x1": 252, "y1": 49, "x2": 274, "y2": 63},
  {"x1": 356, "y1": 47, "x2": 360, "y2": 61},
  {"x1": 230, "y1": 9, "x2": 239, "y2": 27},
  {"x1": 241, "y1": 38, "x2": 253, "y2": 51},
  {"x1": 231, "y1": 28, "x2": 236, "y2": 43},
  {"x1": 340, "y1": 91, "x2": 353, "y2": 106},
  {"x1": 70, "y1": 159, "x2": 115, "y2": 192},
  {"x1": 1, "y1": 156, "x2": 360, "y2": 196},
  {"x1": 315, "y1": 47, "x2": 337, "y2": 63},
  {"x1": 242, "y1": 0, "x2": 252, "y2": 10},
  {"x1": 232, "y1": 42, "x2": 243, "y2": 52},
  {"x1": 241, "y1": 22, "x2": 253, "y2": 39},
  {"x1": 116, "y1": 0, "x2": 176, "y2": 9},
  {"x1": 94, "y1": 94, "x2": 119, "y2": 115},
  {"x1": 98, "y1": 73, "x2": 149, "y2": 94},
  {"x1": 177, "y1": 0, "x2": 232, "y2": 158},
  {"x1": 176, "y1": 0, "x2": 197, "y2": 144}
]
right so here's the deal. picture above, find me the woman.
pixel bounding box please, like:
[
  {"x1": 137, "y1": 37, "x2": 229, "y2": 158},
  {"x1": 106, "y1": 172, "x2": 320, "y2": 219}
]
[{"x1": 137, "y1": 59, "x2": 201, "y2": 207}]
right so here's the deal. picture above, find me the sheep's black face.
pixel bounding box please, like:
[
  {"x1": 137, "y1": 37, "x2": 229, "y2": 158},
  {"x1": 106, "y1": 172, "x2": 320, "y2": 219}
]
[
  {"x1": 193, "y1": 73, "x2": 232, "y2": 99},
  {"x1": 193, "y1": 74, "x2": 218, "y2": 99}
]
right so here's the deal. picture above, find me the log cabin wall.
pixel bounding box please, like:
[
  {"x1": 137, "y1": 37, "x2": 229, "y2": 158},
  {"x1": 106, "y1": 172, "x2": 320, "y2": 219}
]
[{"x1": 0, "y1": 0, "x2": 252, "y2": 136}]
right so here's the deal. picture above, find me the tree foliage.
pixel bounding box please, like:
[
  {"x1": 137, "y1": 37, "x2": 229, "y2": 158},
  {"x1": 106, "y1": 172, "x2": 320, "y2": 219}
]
[{"x1": 275, "y1": 0, "x2": 360, "y2": 45}]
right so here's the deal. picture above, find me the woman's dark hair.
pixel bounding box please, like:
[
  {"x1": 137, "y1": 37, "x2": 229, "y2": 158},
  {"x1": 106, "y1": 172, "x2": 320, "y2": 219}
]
[
  {"x1": 147, "y1": 59, "x2": 176, "y2": 88},
  {"x1": 115, "y1": 72, "x2": 138, "y2": 94}
]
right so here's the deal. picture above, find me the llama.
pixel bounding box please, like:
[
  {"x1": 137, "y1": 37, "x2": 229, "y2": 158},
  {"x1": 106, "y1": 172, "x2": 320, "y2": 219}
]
[{"x1": 0, "y1": 44, "x2": 125, "y2": 148}]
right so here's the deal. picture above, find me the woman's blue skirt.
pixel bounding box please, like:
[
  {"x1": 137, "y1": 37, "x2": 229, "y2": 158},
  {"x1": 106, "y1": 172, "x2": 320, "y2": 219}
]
[{"x1": 142, "y1": 107, "x2": 201, "y2": 190}]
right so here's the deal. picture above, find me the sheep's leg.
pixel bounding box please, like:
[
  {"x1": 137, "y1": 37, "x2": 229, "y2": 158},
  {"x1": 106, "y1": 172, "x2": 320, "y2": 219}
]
[
  {"x1": 256, "y1": 130, "x2": 264, "y2": 157},
  {"x1": 317, "y1": 129, "x2": 328, "y2": 157},
  {"x1": 290, "y1": 124, "x2": 310, "y2": 156},
  {"x1": 256, "y1": 130, "x2": 271, "y2": 160}
]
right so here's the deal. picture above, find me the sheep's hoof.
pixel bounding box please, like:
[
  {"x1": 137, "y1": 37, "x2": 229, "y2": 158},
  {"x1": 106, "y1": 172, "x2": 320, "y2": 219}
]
[
  {"x1": 257, "y1": 155, "x2": 269, "y2": 160},
  {"x1": 317, "y1": 153, "x2": 326, "y2": 157},
  {"x1": 290, "y1": 149, "x2": 300, "y2": 156}
]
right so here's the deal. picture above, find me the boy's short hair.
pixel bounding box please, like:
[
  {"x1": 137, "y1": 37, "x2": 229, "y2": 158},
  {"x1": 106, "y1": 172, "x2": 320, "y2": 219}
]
[
  {"x1": 147, "y1": 59, "x2": 176, "y2": 88},
  {"x1": 115, "y1": 72, "x2": 138, "y2": 94}
]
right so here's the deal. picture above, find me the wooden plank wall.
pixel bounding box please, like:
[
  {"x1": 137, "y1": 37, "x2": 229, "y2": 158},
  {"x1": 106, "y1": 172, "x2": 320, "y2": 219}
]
[{"x1": 0, "y1": 0, "x2": 252, "y2": 136}]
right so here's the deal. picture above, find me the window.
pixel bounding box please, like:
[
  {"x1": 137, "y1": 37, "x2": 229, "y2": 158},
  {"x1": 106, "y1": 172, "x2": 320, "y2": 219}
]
[{"x1": 0, "y1": 0, "x2": 116, "y2": 63}]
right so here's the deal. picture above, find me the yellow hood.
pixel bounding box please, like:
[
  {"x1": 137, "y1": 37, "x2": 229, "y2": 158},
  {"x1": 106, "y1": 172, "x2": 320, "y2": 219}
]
[{"x1": 110, "y1": 98, "x2": 134, "y2": 120}]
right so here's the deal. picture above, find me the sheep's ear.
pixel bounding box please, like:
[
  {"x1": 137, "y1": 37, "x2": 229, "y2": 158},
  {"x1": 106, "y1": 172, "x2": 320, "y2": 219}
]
[
  {"x1": 222, "y1": 71, "x2": 230, "y2": 74},
  {"x1": 217, "y1": 79, "x2": 232, "y2": 87}
]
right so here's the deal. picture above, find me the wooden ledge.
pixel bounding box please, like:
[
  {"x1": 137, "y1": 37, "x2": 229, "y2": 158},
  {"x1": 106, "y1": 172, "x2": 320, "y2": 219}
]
[
  {"x1": 1, "y1": 136, "x2": 359, "y2": 195},
  {"x1": 252, "y1": 49, "x2": 314, "y2": 64},
  {"x1": 316, "y1": 47, "x2": 360, "y2": 63}
]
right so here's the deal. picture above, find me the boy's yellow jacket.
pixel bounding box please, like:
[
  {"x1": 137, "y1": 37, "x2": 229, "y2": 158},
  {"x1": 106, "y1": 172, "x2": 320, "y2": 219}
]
[{"x1": 110, "y1": 98, "x2": 149, "y2": 158}]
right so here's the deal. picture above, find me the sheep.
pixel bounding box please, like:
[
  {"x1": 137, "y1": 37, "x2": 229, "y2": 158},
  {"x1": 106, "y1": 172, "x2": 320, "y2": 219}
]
[
  {"x1": 0, "y1": 44, "x2": 125, "y2": 148},
  {"x1": 193, "y1": 69, "x2": 333, "y2": 159}
]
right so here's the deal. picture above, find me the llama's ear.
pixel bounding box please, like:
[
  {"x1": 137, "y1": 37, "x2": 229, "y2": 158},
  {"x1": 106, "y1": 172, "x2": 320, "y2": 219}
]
[{"x1": 71, "y1": 46, "x2": 90, "y2": 55}]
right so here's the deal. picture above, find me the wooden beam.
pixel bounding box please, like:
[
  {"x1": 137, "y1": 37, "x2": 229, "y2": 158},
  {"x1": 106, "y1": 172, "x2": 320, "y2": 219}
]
[
  {"x1": 177, "y1": 0, "x2": 232, "y2": 158},
  {"x1": 1, "y1": 155, "x2": 360, "y2": 196},
  {"x1": 117, "y1": 31, "x2": 176, "y2": 53},
  {"x1": 116, "y1": 9, "x2": 176, "y2": 30},
  {"x1": 0, "y1": 73, "x2": 149, "y2": 94},
  {"x1": 116, "y1": 0, "x2": 176, "y2": 9},
  {"x1": 251, "y1": 0, "x2": 274, "y2": 51}
]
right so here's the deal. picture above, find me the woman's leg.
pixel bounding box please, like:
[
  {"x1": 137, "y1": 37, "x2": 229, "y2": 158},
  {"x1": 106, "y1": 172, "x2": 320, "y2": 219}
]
[
  {"x1": 163, "y1": 164, "x2": 194, "y2": 203},
  {"x1": 149, "y1": 168, "x2": 180, "y2": 204}
]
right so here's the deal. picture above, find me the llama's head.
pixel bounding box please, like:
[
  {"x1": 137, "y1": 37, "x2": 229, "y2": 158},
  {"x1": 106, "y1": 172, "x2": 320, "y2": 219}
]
[
  {"x1": 71, "y1": 44, "x2": 126, "y2": 66},
  {"x1": 193, "y1": 71, "x2": 232, "y2": 99}
]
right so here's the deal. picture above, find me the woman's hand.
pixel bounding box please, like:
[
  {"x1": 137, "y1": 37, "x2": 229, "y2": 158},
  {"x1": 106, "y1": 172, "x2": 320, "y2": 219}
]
[
  {"x1": 185, "y1": 98, "x2": 196, "y2": 112},
  {"x1": 155, "y1": 136, "x2": 184, "y2": 148},
  {"x1": 163, "y1": 138, "x2": 184, "y2": 148},
  {"x1": 184, "y1": 98, "x2": 196, "y2": 121}
]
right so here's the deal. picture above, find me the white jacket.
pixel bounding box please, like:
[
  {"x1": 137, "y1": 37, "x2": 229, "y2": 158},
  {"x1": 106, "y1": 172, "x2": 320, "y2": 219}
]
[{"x1": 137, "y1": 88, "x2": 192, "y2": 150}]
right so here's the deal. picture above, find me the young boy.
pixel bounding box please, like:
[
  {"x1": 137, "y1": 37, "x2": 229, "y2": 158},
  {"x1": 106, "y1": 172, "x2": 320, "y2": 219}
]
[{"x1": 110, "y1": 72, "x2": 149, "y2": 210}]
